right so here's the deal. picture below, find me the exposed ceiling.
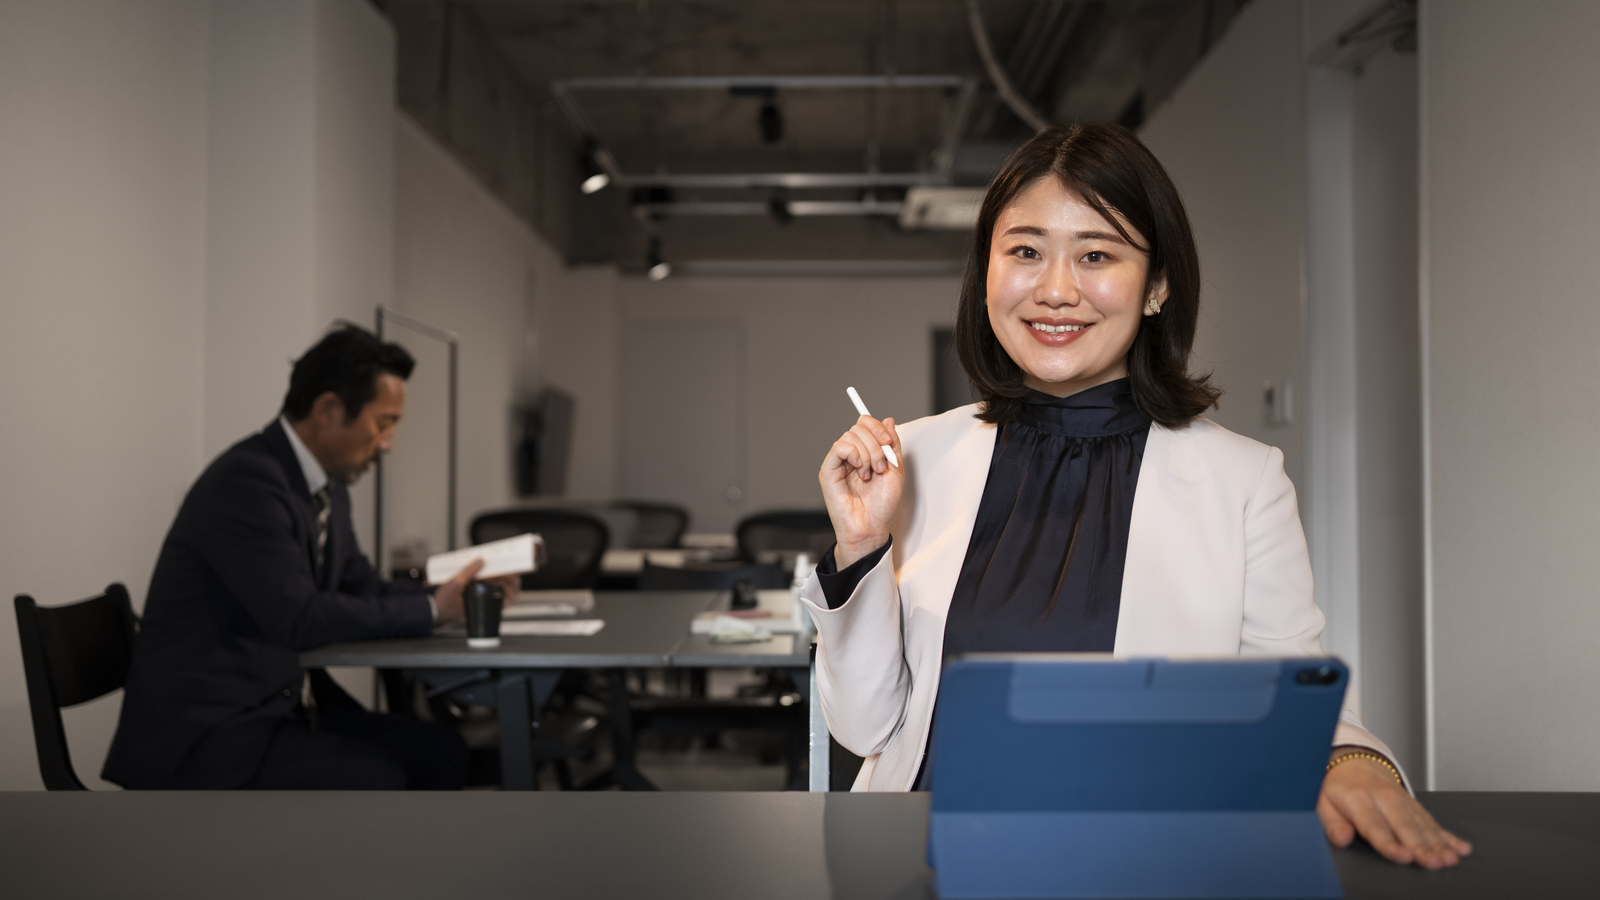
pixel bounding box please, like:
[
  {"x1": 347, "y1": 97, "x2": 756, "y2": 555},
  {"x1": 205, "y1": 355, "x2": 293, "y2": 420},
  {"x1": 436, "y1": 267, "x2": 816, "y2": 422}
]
[{"x1": 376, "y1": 0, "x2": 1251, "y2": 273}]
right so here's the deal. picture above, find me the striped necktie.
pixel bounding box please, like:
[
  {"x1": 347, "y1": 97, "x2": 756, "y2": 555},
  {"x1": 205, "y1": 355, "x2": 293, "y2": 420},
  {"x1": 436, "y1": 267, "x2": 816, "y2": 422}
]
[{"x1": 312, "y1": 486, "x2": 331, "y2": 584}]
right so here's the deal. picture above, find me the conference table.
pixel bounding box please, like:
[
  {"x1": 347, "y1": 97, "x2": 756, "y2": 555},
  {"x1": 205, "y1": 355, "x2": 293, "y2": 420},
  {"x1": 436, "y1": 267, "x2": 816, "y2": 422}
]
[
  {"x1": 2, "y1": 791, "x2": 1595, "y2": 898},
  {"x1": 300, "y1": 590, "x2": 827, "y2": 791}
]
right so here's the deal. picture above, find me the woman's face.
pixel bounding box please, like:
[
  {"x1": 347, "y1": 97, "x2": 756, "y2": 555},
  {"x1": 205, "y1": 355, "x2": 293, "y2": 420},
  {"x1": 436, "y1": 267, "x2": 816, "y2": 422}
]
[{"x1": 985, "y1": 177, "x2": 1166, "y2": 397}]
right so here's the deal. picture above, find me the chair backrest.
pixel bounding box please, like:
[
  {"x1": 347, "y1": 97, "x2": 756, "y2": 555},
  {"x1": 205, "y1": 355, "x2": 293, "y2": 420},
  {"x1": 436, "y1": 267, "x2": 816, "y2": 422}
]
[
  {"x1": 637, "y1": 561, "x2": 788, "y2": 592},
  {"x1": 610, "y1": 501, "x2": 690, "y2": 549},
  {"x1": 470, "y1": 508, "x2": 610, "y2": 590},
  {"x1": 13, "y1": 584, "x2": 139, "y2": 791},
  {"x1": 735, "y1": 510, "x2": 836, "y2": 567}
]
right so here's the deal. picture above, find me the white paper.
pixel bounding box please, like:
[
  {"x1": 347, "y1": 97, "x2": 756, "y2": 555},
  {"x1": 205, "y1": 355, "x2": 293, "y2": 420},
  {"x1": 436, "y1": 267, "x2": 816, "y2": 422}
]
[
  {"x1": 499, "y1": 619, "x2": 604, "y2": 637},
  {"x1": 425, "y1": 533, "x2": 543, "y2": 585}
]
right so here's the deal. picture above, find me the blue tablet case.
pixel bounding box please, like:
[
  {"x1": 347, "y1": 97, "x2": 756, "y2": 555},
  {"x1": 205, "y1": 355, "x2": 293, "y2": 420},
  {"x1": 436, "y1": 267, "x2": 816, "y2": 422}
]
[{"x1": 927, "y1": 656, "x2": 1348, "y2": 899}]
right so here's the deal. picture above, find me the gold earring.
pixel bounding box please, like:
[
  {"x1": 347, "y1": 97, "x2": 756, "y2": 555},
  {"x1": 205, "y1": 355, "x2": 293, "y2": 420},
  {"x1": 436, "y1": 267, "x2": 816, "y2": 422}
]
[{"x1": 1146, "y1": 294, "x2": 1161, "y2": 315}]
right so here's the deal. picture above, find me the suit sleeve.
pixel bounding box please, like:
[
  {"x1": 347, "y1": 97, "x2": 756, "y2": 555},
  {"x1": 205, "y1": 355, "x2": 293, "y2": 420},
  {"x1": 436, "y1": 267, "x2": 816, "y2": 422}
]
[
  {"x1": 200, "y1": 458, "x2": 433, "y2": 650},
  {"x1": 1239, "y1": 446, "x2": 1412, "y2": 791},
  {"x1": 800, "y1": 544, "x2": 914, "y2": 758}
]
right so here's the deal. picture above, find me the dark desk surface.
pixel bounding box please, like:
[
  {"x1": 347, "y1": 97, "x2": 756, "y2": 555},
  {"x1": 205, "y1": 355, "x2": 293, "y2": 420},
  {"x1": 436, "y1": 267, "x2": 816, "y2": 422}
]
[
  {"x1": 2, "y1": 791, "x2": 1595, "y2": 900},
  {"x1": 300, "y1": 591, "x2": 809, "y2": 670}
]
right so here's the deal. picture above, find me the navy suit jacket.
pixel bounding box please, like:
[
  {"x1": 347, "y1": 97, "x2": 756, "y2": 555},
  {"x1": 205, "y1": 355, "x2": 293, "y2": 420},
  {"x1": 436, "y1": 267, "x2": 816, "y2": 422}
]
[{"x1": 103, "y1": 420, "x2": 432, "y2": 789}]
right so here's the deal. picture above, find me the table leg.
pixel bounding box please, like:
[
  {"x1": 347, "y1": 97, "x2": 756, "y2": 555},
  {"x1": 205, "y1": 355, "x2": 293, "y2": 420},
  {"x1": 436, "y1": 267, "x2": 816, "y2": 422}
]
[
  {"x1": 801, "y1": 653, "x2": 829, "y2": 792},
  {"x1": 584, "y1": 668, "x2": 657, "y2": 791},
  {"x1": 495, "y1": 674, "x2": 536, "y2": 791}
]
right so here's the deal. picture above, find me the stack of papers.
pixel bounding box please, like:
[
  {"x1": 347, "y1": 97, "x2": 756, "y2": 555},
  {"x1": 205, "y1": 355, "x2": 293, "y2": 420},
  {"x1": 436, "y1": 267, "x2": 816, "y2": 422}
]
[
  {"x1": 500, "y1": 619, "x2": 605, "y2": 637},
  {"x1": 690, "y1": 590, "x2": 809, "y2": 635},
  {"x1": 504, "y1": 589, "x2": 595, "y2": 619}
]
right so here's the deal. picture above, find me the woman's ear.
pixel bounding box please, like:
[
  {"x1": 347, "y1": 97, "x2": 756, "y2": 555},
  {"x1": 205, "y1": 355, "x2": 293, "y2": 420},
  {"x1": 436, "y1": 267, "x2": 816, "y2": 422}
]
[{"x1": 1144, "y1": 271, "x2": 1171, "y2": 315}]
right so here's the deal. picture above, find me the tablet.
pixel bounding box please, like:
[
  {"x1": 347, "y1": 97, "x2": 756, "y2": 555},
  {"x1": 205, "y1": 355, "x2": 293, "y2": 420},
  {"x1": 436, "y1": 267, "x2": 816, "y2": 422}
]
[{"x1": 927, "y1": 655, "x2": 1348, "y2": 899}]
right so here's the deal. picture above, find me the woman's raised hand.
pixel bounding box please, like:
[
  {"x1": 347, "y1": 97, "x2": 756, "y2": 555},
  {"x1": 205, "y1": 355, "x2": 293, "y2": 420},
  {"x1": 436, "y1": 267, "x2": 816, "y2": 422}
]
[{"x1": 820, "y1": 415, "x2": 904, "y2": 568}]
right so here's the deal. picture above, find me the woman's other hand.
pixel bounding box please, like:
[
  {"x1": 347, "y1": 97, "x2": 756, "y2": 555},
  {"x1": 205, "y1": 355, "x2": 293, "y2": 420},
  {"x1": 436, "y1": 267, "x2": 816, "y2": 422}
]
[
  {"x1": 820, "y1": 415, "x2": 904, "y2": 567},
  {"x1": 1318, "y1": 753, "x2": 1472, "y2": 868}
]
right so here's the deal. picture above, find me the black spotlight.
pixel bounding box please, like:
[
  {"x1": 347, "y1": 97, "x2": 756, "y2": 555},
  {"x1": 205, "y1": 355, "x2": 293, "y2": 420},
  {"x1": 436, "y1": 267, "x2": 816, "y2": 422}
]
[{"x1": 758, "y1": 100, "x2": 784, "y2": 143}]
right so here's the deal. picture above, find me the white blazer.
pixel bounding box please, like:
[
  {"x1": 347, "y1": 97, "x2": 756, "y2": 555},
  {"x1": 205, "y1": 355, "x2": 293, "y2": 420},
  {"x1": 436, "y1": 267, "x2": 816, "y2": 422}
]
[{"x1": 801, "y1": 403, "x2": 1401, "y2": 792}]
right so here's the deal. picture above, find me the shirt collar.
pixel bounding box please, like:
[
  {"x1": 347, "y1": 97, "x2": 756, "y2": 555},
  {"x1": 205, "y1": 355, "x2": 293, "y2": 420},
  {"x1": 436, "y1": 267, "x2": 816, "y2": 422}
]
[{"x1": 279, "y1": 414, "x2": 329, "y2": 496}]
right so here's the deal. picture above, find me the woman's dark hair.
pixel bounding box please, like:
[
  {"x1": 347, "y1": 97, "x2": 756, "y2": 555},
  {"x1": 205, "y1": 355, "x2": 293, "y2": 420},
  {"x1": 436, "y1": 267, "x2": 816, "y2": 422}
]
[
  {"x1": 282, "y1": 323, "x2": 416, "y2": 422},
  {"x1": 955, "y1": 122, "x2": 1220, "y2": 428}
]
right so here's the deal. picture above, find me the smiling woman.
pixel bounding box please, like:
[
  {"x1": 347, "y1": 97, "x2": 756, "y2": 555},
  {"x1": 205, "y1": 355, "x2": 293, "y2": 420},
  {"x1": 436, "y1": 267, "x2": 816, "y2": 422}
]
[{"x1": 805, "y1": 123, "x2": 1471, "y2": 870}]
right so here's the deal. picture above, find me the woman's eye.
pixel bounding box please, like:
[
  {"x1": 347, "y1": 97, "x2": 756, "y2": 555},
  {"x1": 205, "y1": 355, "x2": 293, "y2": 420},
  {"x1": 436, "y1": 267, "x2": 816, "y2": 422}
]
[
  {"x1": 1083, "y1": 250, "x2": 1109, "y2": 263},
  {"x1": 1014, "y1": 246, "x2": 1041, "y2": 260}
]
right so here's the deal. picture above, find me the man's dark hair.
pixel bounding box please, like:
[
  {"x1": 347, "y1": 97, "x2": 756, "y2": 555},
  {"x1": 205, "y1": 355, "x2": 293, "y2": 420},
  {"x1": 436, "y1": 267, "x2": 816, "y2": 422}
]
[
  {"x1": 956, "y1": 122, "x2": 1221, "y2": 428},
  {"x1": 282, "y1": 324, "x2": 416, "y2": 422}
]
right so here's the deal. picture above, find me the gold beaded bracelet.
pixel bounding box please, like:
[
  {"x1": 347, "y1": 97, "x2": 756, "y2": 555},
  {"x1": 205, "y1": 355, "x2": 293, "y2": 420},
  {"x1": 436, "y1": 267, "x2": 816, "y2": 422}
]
[{"x1": 1327, "y1": 750, "x2": 1404, "y2": 787}]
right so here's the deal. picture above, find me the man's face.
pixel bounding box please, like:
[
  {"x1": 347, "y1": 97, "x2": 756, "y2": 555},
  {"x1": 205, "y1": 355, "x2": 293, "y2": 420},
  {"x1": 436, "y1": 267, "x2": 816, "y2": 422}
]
[{"x1": 317, "y1": 373, "x2": 405, "y2": 482}]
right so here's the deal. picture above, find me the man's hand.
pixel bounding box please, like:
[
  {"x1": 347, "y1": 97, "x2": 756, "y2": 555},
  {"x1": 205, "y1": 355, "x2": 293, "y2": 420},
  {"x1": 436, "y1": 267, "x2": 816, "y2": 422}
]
[
  {"x1": 1318, "y1": 752, "x2": 1472, "y2": 869},
  {"x1": 485, "y1": 573, "x2": 522, "y2": 603},
  {"x1": 431, "y1": 559, "x2": 484, "y2": 625}
]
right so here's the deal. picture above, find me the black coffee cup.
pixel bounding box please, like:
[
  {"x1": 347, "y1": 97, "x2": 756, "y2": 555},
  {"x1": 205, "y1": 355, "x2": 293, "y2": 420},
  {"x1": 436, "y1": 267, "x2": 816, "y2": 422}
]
[
  {"x1": 465, "y1": 582, "x2": 505, "y2": 648},
  {"x1": 731, "y1": 578, "x2": 759, "y2": 610}
]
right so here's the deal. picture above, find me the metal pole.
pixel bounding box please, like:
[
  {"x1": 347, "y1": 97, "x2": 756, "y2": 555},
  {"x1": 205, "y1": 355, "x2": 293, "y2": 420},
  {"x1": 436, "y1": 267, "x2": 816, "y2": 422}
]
[
  {"x1": 374, "y1": 307, "x2": 385, "y2": 576},
  {"x1": 448, "y1": 337, "x2": 458, "y2": 550},
  {"x1": 373, "y1": 305, "x2": 462, "y2": 561}
]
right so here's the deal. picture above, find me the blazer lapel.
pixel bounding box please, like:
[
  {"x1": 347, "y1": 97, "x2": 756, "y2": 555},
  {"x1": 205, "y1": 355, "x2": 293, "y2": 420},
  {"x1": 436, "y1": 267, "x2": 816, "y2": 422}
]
[
  {"x1": 894, "y1": 411, "x2": 997, "y2": 621},
  {"x1": 261, "y1": 420, "x2": 321, "y2": 584}
]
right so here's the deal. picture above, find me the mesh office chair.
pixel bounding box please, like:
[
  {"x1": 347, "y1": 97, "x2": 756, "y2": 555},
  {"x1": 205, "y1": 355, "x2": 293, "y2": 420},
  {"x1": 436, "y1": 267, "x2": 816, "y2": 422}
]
[
  {"x1": 736, "y1": 510, "x2": 836, "y2": 567},
  {"x1": 610, "y1": 501, "x2": 690, "y2": 549},
  {"x1": 14, "y1": 584, "x2": 139, "y2": 790},
  {"x1": 470, "y1": 508, "x2": 610, "y2": 590}
]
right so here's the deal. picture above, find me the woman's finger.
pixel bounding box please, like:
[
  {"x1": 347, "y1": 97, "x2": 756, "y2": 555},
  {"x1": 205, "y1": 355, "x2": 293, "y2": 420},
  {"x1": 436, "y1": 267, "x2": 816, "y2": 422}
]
[
  {"x1": 1374, "y1": 790, "x2": 1465, "y2": 869},
  {"x1": 823, "y1": 434, "x2": 867, "y2": 477},
  {"x1": 856, "y1": 414, "x2": 896, "y2": 455},
  {"x1": 1316, "y1": 792, "x2": 1356, "y2": 847},
  {"x1": 1337, "y1": 790, "x2": 1413, "y2": 865},
  {"x1": 848, "y1": 422, "x2": 888, "y2": 474}
]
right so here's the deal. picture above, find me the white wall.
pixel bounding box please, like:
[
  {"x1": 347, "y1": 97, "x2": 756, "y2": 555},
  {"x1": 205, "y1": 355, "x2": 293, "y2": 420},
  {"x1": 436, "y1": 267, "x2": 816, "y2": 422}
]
[
  {"x1": 1139, "y1": 0, "x2": 1307, "y2": 490},
  {"x1": 390, "y1": 115, "x2": 537, "y2": 553},
  {"x1": 1422, "y1": 0, "x2": 1600, "y2": 790},
  {"x1": 0, "y1": 0, "x2": 209, "y2": 790},
  {"x1": 613, "y1": 274, "x2": 961, "y2": 519},
  {"x1": 0, "y1": 0, "x2": 413, "y2": 789},
  {"x1": 1140, "y1": 0, "x2": 1428, "y2": 776}
]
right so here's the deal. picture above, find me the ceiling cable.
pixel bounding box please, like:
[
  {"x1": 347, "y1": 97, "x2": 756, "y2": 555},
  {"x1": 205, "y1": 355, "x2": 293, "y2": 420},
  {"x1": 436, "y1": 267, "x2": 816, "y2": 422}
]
[{"x1": 964, "y1": 0, "x2": 1052, "y2": 133}]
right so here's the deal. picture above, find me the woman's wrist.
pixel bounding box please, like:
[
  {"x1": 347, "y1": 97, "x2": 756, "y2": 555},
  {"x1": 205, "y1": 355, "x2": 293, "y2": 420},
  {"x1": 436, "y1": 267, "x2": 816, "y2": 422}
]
[
  {"x1": 835, "y1": 534, "x2": 889, "y2": 569},
  {"x1": 1327, "y1": 746, "x2": 1404, "y2": 787}
]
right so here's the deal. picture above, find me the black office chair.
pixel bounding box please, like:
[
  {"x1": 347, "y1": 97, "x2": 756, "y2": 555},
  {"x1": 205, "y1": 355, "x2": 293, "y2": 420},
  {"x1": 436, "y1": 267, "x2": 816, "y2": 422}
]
[
  {"x1": 470, "y1": 508, "x2": 610, "y2": 590},
  {"x1": 610, "y1": 501, "x2": 690, "y2": 549},
  {"x1": 637, "y1": 561, "x2": 787, "y2": 592},
  {"x1": 14, "y1": 584, "x2": 139, "y2": 790},
  {"x1": 736, "y1": 510, "x2": 836, "y2": 567}
]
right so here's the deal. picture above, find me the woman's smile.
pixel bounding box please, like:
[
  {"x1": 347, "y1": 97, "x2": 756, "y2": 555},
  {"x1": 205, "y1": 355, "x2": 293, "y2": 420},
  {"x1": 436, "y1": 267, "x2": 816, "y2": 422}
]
[{"x1": 1026, "y1": 319, "x2": 1092, "y2": 344}]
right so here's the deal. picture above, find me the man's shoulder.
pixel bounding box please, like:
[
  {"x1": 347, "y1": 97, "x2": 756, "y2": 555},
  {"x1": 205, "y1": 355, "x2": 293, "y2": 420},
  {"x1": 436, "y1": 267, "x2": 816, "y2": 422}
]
[{"x1": 189, "y1": 429, "x2": 294, "y2": 503}]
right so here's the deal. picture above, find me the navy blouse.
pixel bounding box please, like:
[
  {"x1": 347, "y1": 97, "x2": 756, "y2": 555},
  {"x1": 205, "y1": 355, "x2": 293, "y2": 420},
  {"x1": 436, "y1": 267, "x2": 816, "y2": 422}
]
[{"x1": 815, "y1": 378, "x2": 1152, "y2": 787}]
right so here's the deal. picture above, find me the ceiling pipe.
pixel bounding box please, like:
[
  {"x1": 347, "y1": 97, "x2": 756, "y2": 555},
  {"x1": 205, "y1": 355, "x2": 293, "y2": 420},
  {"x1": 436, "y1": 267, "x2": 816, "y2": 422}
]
[{"x1": 964, "y1": 0, "x2": 1053, "y2": 133}]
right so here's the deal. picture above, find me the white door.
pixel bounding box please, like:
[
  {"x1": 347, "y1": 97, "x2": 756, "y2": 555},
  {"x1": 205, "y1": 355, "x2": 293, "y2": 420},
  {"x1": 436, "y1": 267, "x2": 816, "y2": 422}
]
[{"x1": 618, "y1": 320, "x2": 744, "y2": 534}]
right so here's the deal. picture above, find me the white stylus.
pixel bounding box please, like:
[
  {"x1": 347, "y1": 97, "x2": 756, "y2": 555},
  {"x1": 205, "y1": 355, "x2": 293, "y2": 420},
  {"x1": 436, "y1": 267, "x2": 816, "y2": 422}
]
[{"x1": 846, "y1": 386, "x2": 900, "y2": 468}]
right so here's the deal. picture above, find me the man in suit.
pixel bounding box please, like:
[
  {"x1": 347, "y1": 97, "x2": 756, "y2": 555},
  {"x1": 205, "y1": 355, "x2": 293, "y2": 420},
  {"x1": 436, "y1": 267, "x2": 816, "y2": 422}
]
[{"x1": 105, "y1": 324, "x2": 513, "y2": 789}]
